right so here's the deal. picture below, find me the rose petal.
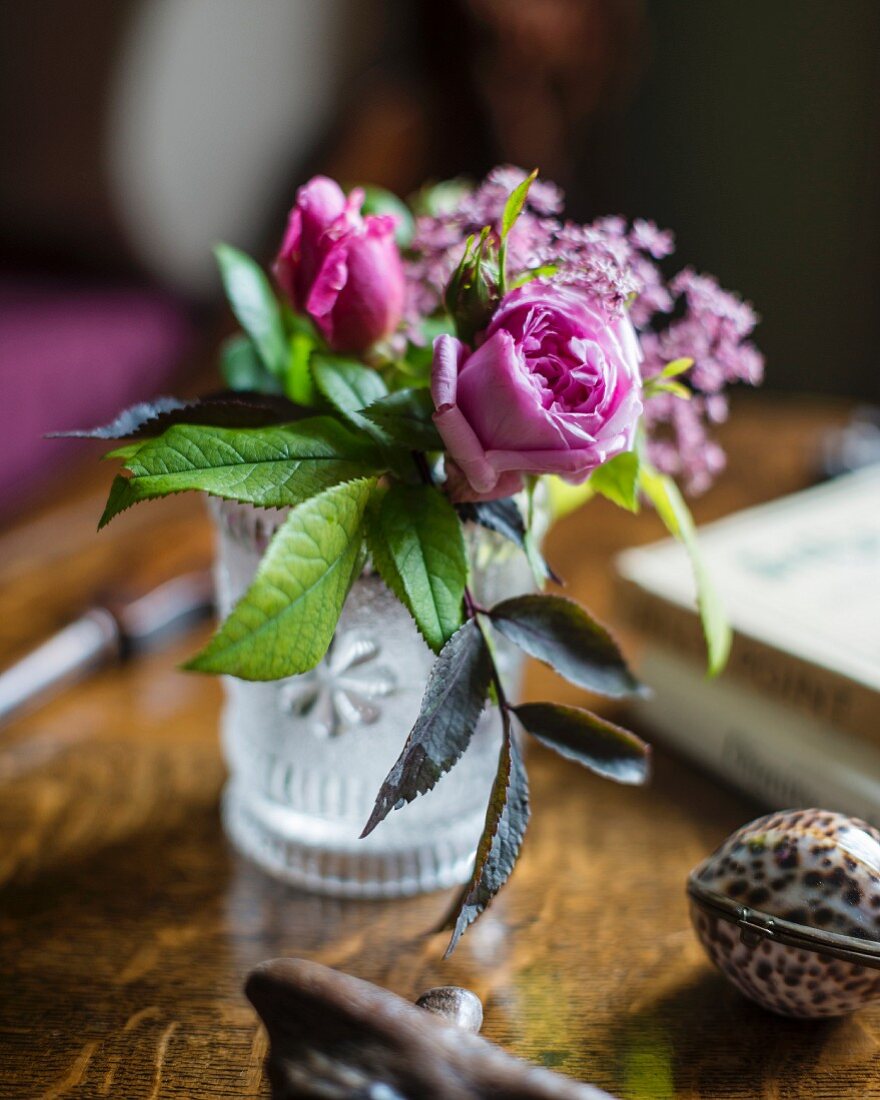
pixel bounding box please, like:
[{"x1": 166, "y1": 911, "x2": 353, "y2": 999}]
[
  {"x1": 328, "y1": 225, "x2": 405, "y2": 352},
  {"x1": 292, "y1": 177, "x2": 348, "y2": 304},
  {"x1": 445, "y1": 461, "x2": 524, "y2": 503},
  {"x1": 306, "y1": 241, "x2": 349, "y2": 345},
  {"x1": 272, "y1": 206, "x2": 302, "y2": 303},
  {"x1": 483, "y1": 446, "x2": 604, "y2": 480},
  {"x1": 433, "y1": 404, "x2": 498, "y2": 494},
  {"x1": 457, "y1": 331, "x2": 567, "y2": 451},
  {"x1": 431, "y1": 333, "x2": 465, "y2": 410}
]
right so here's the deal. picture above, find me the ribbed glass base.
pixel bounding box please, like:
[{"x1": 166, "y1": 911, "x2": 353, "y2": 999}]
[{"x1": 221, "y1": 781, "x2": 482, "y2": 899}]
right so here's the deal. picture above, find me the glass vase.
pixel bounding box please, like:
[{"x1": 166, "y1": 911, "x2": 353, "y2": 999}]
[{"x1": 210, "y1": 496, "x2": 539, "y2": 899}]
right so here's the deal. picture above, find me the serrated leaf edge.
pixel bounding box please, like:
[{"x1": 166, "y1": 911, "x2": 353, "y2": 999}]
[
  {"x1": 97, "y1": 420, "x2": 386, "y2": 529},
  {"x1": 360, "y1": 619, "x2": 491, "y2": 837},
  {"x1": 441, "y1": 714, "x2": 530, "y2": 954},
  {"x1": 488, "y1": 593, "x2": 644, "y2": 698},
  {"x1": 184, "y1": 478, "x2": 375, "y2": 679},
  {"x1": 364, "y1": 484, "x2": 467, "y2": 654}
]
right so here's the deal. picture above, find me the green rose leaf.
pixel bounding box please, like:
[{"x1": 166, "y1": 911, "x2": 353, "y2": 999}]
[
  {"x1": 441, "y1": 715, "x2": 529, "y2": 955},
  {"x1": 513, "y1": 702, "x2": 650, "y2": 785},
  {"x1": 365, "y1": 482, "x2": 467, "y2": 653},
  {"x1": 652, "y1": 380, "x2": 691, "y2": 400},
  {"x1": 360, "y1": 619, "x2": 492, "y2": 838},
  {"x1": 361, "y1": 387, "x2": 444, "y2": 451},
  {"x1": 639, "y1": 464, "x2": 732, "y2": 676},
  {"x1": 643, "y1": 359, "x2": 695, "y2": 400},
  {"x1": 488, "y1": 593, "x2": 644, "y2": 698},
  {"x1": 99, "y1": 418, "x2": 385, "y2": 527},
  {"x1": 523, "y1": 477, "x2": 560, "y2": 585},
  {"x1": 284, "y1": 317, "x2": 320, "y2": 406},
  {"x1": 510, "y1": 263, "x2": 559, "y2": 290},
  {"x1": 657, "y1": 357, "x2": 694, "y2": 381},
  {"x1": 590, "y1": 451, "x2": 641, "y2": 512},
  {"x1": 311, "y1": 355, "x2": 389, "y2": 423},
  {"x1": 501, "y1": 168, "x2": 538, "y2": 239},
  {"x1": 359, "y1": 184, "x2": 415, "y2": 247},
  {"x1": 523, "y1": 529, "x2": 560, "y2": 587},
  {"x1": 220, "y1": 334, "x2": 281, "y2": 394},
  {"x1": 215, "y1": 243, "x2": 287, "y2": 377},
  {"x1": 186, "y1": 478, "x2": 375, "y2": 680}
]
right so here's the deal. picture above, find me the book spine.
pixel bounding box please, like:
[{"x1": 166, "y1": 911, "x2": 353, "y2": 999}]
[
  {"x1": 615, "y1": 573, "x2": 880, "y2": 746},
  {"x1": 634, "y1": 644, "x2": 880, "y2": 827}
]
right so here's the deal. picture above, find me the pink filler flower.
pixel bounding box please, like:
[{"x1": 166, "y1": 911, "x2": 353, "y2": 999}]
[{"x1": 274, "y1": 176, "x2": 405, "y2": 353}]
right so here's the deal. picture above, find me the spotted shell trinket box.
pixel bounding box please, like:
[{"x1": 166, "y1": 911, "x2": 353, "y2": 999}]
[{"x1": 688, "y1": 809, "x2": 880, "y2": 1017}]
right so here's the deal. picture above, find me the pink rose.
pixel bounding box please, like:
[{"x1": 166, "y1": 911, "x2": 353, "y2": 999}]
[
  {"x1": 273, "y1": 176, "x2": 405, "y2": 353},
  {"x1": 431, "y1": 283, "x2": 643, "y2": 501}
]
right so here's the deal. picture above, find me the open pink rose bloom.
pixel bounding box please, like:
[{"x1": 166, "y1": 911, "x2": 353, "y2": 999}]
[{"x1": 431, "y1": 283, "x2": 644, "y2": 501}]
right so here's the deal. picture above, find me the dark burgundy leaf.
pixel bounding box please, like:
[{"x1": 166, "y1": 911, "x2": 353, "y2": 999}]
[
  {"x1": 442, "y1": 712, "x2": 530, "y2": 954},
  {"x1": 513, "y1": 702, "x2": 650, "y2": 785},
  {"x1": 360, "y1": 619, "x2": 492, "y2": 838},
  {"x1": 457, "y1": 497, "x2": 561, "y2": 584},
  {"x1": 457, "y1": 497, "x2": 525, "y2": 545},
  {"x1": 489, "y1": 594, "x2": 644, "y2": 698},
  {"x1": 49, "y1": 391, "x2": 304, "y2": 440}
]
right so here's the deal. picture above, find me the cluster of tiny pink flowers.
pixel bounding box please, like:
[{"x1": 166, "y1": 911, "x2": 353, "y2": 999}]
[
  {"x1": 639, "y1": 269, "x2": 763, "y2": 491},
  {"x1": 407, "y1": 167, "x2": 639, "y2": 320},
  {"x1": 405, "y1": 167, "x2": 763, "y2": 493}
]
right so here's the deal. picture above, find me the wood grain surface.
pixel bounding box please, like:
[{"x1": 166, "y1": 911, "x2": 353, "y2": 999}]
[{"x1": 3, "y1": 395, "x2": 877, "y2": 1099}]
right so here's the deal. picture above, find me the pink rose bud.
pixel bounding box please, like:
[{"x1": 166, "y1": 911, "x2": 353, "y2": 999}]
[
  {"x1": 431, "y1": 283, "x2": 643, "y2": 501},
  {"x1": 273, "y1": 176, "x2": 405, "y2": 354}
]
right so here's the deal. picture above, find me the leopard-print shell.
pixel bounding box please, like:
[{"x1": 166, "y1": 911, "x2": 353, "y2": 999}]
[{"x1": 689, "y1": 809, "x2": 880, "y2": 1017}]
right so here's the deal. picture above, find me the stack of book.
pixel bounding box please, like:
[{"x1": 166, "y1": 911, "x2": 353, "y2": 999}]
[{"x1": 614, "y1": 466, "x2": 880, "y2": 822}]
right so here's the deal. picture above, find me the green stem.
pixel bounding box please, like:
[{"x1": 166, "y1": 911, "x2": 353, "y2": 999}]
[
  {"x1": 498, "y1": 238, "x2": 508, "y2": 296},
  {"x1": 474, "y1": 613, "x2": 509, "y2": 712}
]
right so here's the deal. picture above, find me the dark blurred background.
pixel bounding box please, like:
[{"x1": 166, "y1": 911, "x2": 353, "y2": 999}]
[{"x1": 1, "y1": 0, "x2": 877, "y2": 520}]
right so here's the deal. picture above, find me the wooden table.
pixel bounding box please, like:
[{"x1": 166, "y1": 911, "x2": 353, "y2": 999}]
[{"x1": 2, "y1": 395, "x2": 876, "y2": 1099}]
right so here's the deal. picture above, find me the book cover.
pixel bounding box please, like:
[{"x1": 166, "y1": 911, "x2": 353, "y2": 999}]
[
  {"x1": 615, "y1": 466, "x2": 880, "y2": 742},
  {"x1": 633, "y1": 644, "x2": 880, "y2": 825}
]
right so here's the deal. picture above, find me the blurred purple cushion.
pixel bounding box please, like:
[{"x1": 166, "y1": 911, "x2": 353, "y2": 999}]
[{"x1": 0, "y1": 278, "x2": 193, "y2": 519}]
